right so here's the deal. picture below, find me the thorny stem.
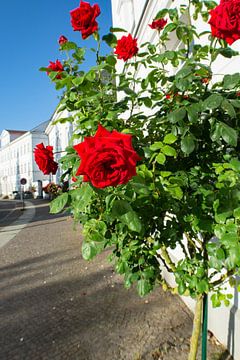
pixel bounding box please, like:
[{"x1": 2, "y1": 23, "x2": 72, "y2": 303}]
[
  {"x1": 96, "y1": 38, "x2": 104, "y2": 110},
  {"x1": 188, "y1": 295, "x2": 203, "y2": 360},
  {"x1": 211, "y1": 270, "x2": 235, "y2": 288},
  {"x1": 160, "y1": 245, "x2": 176, "y2": 272}
]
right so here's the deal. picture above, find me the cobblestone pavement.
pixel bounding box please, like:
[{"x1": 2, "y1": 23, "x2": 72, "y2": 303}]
[{"x1": 0, "y1": 201, "x2": 231, "y2": 360}]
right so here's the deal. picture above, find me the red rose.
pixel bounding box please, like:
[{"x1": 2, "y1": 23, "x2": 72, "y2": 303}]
[
  {"x1": 149, "y1": 18, "x2": 167, "y2": 31},
  {"x1": 70, "y1": 1, "x2": 100, "y2": 39},
  {"x1": 58, "y1": 35, "x2": 68, "y2": 45},
  {"x1": 114, "y1": 34, "x2": 138, "y2": 62},
  {"x1": 47, "y1": 60, "x2": 64, "y2": 79},
  {"x1": 209, "y1": 0, "x2": 240, "y2": 45},
  {"x1": 74, "y1": 124, "x2": 141, "y2": 188},
  {"x1": 236, "y1": 91, "x2": 240, "y2": 96},
  {"x1": 34, "y1": 143, "x2": 58, "y2": 175}
]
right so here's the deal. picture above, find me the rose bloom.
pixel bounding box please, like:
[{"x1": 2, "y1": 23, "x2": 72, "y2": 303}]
[
  {"x1": 114, "y1": 34, "x2": 138, "y2": 62},
  {"x1": 149, "y1": 18, "x2": 167, "y2": 31},
  {"x1": 34, "y1": 143, "x2": 58, "y2": 175},
  {"x1": 209, "y1": 0, "x2": 240, "y2": 45},
  {"x1": 47, "y1": 60, "x2": 64, "y2": 79},
  {"x1": 74, "y1": 124, "x2": 141, "y2": 188},
  {"x1": 58, "y1": 35, "x2": 68, "y2": 45},
  {"x1": 70, "y1": 1, "x2": 100, "y2": 39}
]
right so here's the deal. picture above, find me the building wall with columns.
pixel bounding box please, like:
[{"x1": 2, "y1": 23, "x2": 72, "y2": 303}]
[
  {"x1": 111, "y1": 1, "x2": 240, "y2": 358},
  {"x1": 0, "y1": 121, "x2": 50, "y2": 197},
  {"x1": 45, "y1": 109, "x2": 73, "y2": 186}
]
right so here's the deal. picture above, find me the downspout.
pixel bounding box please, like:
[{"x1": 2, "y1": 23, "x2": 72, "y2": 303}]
[{"x1": 133, "y1": 0, "x2": 150, "y2": 38}]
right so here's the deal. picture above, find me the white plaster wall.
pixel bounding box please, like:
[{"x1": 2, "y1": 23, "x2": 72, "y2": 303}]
[
  {"x1": 45, "y1": 109, "x2": 73, "y2": 185},
  {"x1": 111, "y1": 0, "x2": 240, "y2": 358}
]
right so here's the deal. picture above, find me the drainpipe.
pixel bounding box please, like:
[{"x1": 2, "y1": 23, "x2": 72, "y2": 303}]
[{"x1": 134, "y1": 0, "x2": 150, "y2": 38}]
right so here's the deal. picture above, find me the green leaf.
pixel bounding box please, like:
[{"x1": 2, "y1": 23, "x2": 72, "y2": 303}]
[
  {"x1": 178, "y1": 281, "x2": 186, "y2": 295},
  {"x1": 168, "y1": 108, "x2": 186, "y2": 123},
  {"x1": 204, "y1": 94, "x2": 223, "y2": 110},
  {"x1": 162, "y1": 145, "x2": 176, "y2": 157},
  {"x1": 230, "y1": 99, "x2": 240, "y2": 108},
  {"x1": 221, "y1": 99, "x2": 236, "y2": 118},
  {"x1": 156, "y1": 153, "x2": 166, "y2": 165},
  {"x1": 229, "y1": 245, "x2": 240, "y2": 267},
  {"x1": 218, "y1": 48, "x2": 239, "y2": 59},
  {"x1": 102, "y1": 33, "x2": 117, "y2": 47},
  {"x1": 181, "y1": 134, "x2": 195, "y2": 154},
  {"x1": 216, "y1": 248, "x2": 225, "y2": 261},
  {"x1": 72, "y1": 76, "x2": 84, "y2": 86},
  {"x1": 162, "y1": 23, "x2": 177, "y2": 35},
  {"x1": 223, "y1": 73, "x2": 240, "y2": 89},
  {"x1": 142, "y1": 97, "x2": 152, "y2": 108},
  {"x1": 112, "y1": 200, "x2": 142, "y2": 233},
  {"x1": 187, "y1": 106, "x2": 199, "y2": 123},
  {"x1": 120, "y1": 211, "x2": 142, "y2": 233},
  {"x1": 50, "y1": 193, "x2": 68, "y2": 214},
  {"x1": 137, "y1": 278, "x2": 152, "y2": 297},
  {"x1": 110, "y1": 27, "x2": 127, "y2": 33},
  {"x1": 60, "y1": 41, "x2": 77, "y2": 51},
  {"x1": 82, "y1": 241, "x2": 98, "y2": 260},
  {"x1": 196, "y1": 279, "x2": 209, "y2": 293},
  {"x1": 83, "y1": 219, "x2": 107, "y2": 242},
  {"x1": 211, "y1": 294, "x2": 221, "y2": 308},
  {"x1": 233, "y1": 207, "x2": 240, "y2": 219},
  {"x1": 219, "y1": 122, "x2": 238, "y2": 146},
  {"x1": 70, "y1": 184, "x2": 93, "y2": 211},
  {"x1": 150, "y1": 142, "x2": 163, "y2": 151},
  {"x1": 163, "y1": 133, "x2": 177, "y2": 144},
  {"x1": 167, "y1": 186, "x2": 183, "y2": 200}
]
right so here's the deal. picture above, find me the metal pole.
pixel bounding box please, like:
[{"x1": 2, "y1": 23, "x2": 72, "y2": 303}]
[
  {"x1": 201, "y1": 293, "x2": 208, "y2": 360},
  {"x1": 20, "y1": 185, "x2": 25, "y2": 211}
]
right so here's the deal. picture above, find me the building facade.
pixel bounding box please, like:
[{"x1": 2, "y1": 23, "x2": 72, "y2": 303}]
[
  {"x1": 0, "y1": 121, "x2": 50, "y2": 197},
  {"x1": 111, "y1": 0, "x2": 240, "y2": 358},
  {"x1": 45, "y1": 109, "x2": 73, "y2": 185}
]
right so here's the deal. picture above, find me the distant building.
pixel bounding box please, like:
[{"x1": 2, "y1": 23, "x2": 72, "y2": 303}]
[
  {"x1": 45, "y1": 109, "x2": 73, "y2": 185},
  {"x1": 0, "y1": 121, "x2": 50, "y2": 196}
]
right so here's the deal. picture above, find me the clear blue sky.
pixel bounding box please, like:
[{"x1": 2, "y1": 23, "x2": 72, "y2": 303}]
[{"x1": 0, "y1": 1, "x2": 112, "y2": 133}]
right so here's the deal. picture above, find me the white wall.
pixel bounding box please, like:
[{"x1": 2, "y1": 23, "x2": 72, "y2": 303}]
[
  {"x1": 111, "y1": 0, "x2": 240, "y2": 358},
  {"x1": 45, "y1": 109, "x2": 73, "y2": 185}
]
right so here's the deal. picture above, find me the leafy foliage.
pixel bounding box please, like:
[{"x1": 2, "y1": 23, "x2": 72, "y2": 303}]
[{"x1": 43, "y1": 0, "x2": 240, "y2": 305}]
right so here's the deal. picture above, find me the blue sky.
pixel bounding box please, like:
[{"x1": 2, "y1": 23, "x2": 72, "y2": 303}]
[{"x1": 0, "y1": 1, "x2": 112, "y2": 134}]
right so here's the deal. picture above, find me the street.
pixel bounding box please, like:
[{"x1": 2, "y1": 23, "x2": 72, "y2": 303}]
[
  {"x1": 0, "y1": 200, "x2": 17, "y2": 224},
  {"x1": 0, "y1": 200, "x2": 228, "y2": 360}
]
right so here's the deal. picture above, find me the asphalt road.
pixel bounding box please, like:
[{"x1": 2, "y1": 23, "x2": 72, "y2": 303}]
[{"x1": 0, "y1": 200, "x2": 17, "y2": 224}]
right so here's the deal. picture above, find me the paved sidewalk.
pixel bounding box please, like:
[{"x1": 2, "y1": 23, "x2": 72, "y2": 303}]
[{"x1": 0, "y1": 201, "x2": 230, "y2": 360}]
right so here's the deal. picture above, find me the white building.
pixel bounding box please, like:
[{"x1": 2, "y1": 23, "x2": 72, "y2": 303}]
[
  {"x1": 111, "y1": 0, "x2": 240, "y2": 358},
  {"x1": 0, "y1": 121, "x2": 50, "y2": 197},
  {"x1": 45, "y1": 109, "x2": 73, "y2": 185}
]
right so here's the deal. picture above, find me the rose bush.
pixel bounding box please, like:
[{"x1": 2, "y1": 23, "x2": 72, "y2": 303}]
[
  {"x1": 34, "y1": 143, "x2": 58, "y2": 175},
  {"x1": 40, "y1": 0, "x2": 240, "y2": 358}
]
